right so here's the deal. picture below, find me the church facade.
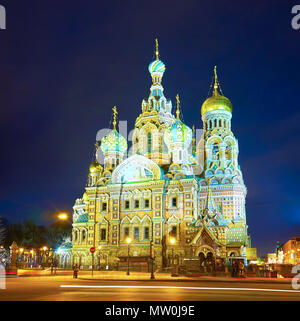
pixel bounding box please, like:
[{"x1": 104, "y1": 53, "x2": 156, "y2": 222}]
[{"x1": 71, "y1": 41, "x2": 250, "y2": 270}]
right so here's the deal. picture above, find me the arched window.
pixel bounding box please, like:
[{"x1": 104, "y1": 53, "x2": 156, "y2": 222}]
[
  {"x1": 148, "y1": 132, "x2": 152, "y2": 153},
  {"x1": 159, "y1": 135, "x2": 162, "y2": 153},
  {"x1": 225, "y1": 145, "x2": 232, "y2": 160},
  {"x1": 212, "y1": 143, "x2": 219, "y2": 160},
  {"x1": 219, "y1": 119, "x2": 222, "y2": 127},
  {"x1": 214, "y1": 119, "x2": 217, "y2": 128},
  {"x1": 82, "y1": 230, "x2": 86, "y2": 241},
  {"x1": 74, "y1": 231, "x2": 78, "y2": 241}
]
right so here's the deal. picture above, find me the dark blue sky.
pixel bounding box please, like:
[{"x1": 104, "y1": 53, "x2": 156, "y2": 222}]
[{"x1": 0, "y1": 0, "x2": 299, "y2": 256}]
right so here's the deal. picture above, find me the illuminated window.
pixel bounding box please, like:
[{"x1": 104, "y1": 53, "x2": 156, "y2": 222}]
[
  {"x1": 148, "y1": 132, "x2": 152, "y2": 153},
  {"x1": 134, "y1": 227, "x2": 139, "y2": 240}
]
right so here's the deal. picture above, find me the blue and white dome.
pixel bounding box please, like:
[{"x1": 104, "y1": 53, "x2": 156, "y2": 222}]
[
  {"x1": 148, "y1": 59, "x2": 166, "y2": 75},
  {"x1": 164, "y1": 119, "x2": 193, "y2": 148},
  {"x1": 100, "y1": 129, "x2": 127, "y2": 154}
]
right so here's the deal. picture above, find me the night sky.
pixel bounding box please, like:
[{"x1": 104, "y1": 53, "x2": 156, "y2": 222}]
[{"x1": 0, "y1": 1, "x2": 299, "y2": 256}]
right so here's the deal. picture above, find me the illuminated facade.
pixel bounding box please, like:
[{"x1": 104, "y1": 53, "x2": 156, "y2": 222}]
[
  {"x1": 281, "y1": 236, "x2": 300, "y2": 265},
  {"x1": 71, "y1": 41, "x2": 250, "y2": 270}
]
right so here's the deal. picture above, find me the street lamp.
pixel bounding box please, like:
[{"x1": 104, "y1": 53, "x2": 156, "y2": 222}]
[
  {"x1": 98, "y1": 245, "x2": 102, "y2": 270},
  {"x1": 126, "y1": 237, "x2": 131, "y2": 276},
  {"x1": 57, "y1": 213, "x2": 68, "y2": 221}
]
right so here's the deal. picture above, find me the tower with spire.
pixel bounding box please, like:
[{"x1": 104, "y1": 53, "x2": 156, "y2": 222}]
[{"x1": 132, "y1": 39, "x2": 175, "y2": 166}]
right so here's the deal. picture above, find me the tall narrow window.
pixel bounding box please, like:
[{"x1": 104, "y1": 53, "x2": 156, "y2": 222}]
[
  {"x1": 145, "y1": 199, "x2": 150, "y2": 208},
  {"x1": 148, "y1": 132, "x2": 152, "y2": 153},
  {"x1": 170, "y1": 226, "x2": 177, "y2": 237},
  {"x1": 100, "y1": 229, "x2": 106, "y2": 241},
  {"x1": 82, "y1": 230, "x2": 86, "y2": 241},
  {"x1": 102, "y1": 202, "x2": 107, "y2": 211},
  {"x1": 124, "y1": 227, "x2": 129, "y2": 238},
  {"x1": 135, "y1": 199, "x2": 140, "y2": 208},
  {"x1": 159, "y1": 136, "x2": 162, "y2": 153},
  {"x1": 144, "y1": 227, "x2": 150, "y2": 240},
  {"x1": 125, "y1": 200, "x2": 130, "y2": 209},
  {"x1": 172, "y1": 197, "x2": 177, "y2": 207},
  {"x1": 134, "y1": 227, "x2": 139, "y2": 240}
]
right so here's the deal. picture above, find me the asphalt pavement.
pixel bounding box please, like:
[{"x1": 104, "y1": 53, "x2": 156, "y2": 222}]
[{"x1": 1, "y1": 275, "x2": 300, "y2": 301}]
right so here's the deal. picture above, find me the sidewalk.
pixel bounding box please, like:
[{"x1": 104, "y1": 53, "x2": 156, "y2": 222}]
[{"x1": 16, "y1": 269, "x2": 294, "y2": 284}]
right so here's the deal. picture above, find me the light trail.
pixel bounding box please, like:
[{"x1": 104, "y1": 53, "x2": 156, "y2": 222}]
[{"x1": 60, "y1": 285, "x2": 300, "y2": 293}]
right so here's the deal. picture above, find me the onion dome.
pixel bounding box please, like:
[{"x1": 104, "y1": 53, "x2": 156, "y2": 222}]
[
  {"x1": 148, "y1": 39, "x2": 166, "y2": 76},
  {"x1": 201, "y1": 66, "x2": 232, "y2": 116},
  {"x1": 100, "y1": 129, "x2": 127, "y2": 154},
  {"x1": 148, "y1": 59, "x2": 166, "y2": 75},
  {"x1": 164, "y1": 95, "x2": 192, "y2": 148},
  {"x1": 100, "y1": 106, "x2": 127, "y2": 154},
  {"x1": 89, "y1": 159, "x2": 102, "y2": 173}
]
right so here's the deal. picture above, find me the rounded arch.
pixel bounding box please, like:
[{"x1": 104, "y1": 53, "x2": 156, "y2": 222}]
[{"x1": 111, "y1": 154, "x2": 163, "y2": 183}]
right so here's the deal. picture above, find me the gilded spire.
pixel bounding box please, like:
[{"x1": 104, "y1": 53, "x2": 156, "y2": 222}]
[
  {"x1": 155, "y1": 38, "x2": 159, "y2": 60},
  {"x1": 192, "y1": 125, "x2": 196, "y2": 154},
  {"x1": 112, "y1": 106, "x2": 118, "y2": 130},
  {"x1": 94, "y1": 141, "x2": 99, "y2": 161},
  {"x1": 176, "y1": 94, "x2": 180, "y2": 119},
  {"x1": 213, "y1": 65, "x2": 219, "y2": 96}
]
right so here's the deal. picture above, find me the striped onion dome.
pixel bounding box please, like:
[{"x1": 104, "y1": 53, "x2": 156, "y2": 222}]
[{"x1": 148, "y1": 59, "x2": 166, "y2": 75}]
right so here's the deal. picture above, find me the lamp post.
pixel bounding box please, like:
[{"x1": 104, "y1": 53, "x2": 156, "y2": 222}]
[
  {"x1": 170, "y1": 237, "x2": 178, "y2": 277},
  {"x1": 150, "y1": 240, "x2": 155, "y2": 280},
  {"x1": 98, "y1": 245, "x2": 101, "y2": 270},
  {"x1": 126, "y1": 237, "x2": 131, "y2": 276},
  {"x1": 42, "y1": 246, "x2": 48, "y2": 269},
  {"x1": 19, "y1": 248, "x2": 24, "y2": 269}
]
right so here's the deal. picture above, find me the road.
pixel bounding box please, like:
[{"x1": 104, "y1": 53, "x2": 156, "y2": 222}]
[{"x1": 1, "y1": 276, "x2": 300, "y2": 301}]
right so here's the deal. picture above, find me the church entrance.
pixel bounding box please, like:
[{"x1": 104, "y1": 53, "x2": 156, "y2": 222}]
[{"x1": 198, "y1": 251, "x2": 215, "y2": 272}]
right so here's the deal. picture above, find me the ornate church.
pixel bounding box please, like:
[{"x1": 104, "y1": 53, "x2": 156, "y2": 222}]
[{"x1": 71, "y1": 40, "x2": 251, "y2": 271}]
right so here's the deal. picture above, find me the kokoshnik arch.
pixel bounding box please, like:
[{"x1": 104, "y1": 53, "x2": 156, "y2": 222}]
[{"x1": 71, "y1": 40, "x2": 250, "y2": 270}]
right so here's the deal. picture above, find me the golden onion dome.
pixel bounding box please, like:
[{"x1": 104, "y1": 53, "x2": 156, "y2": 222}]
[
  {"x1": 89, "y1": 159, "x2": 102, "y2": 173},
  {"x1": 201, "y1": 66, "x2": 232, "y2": 116},
  {"x1": 201, "y1": 91, "x2": 232, "y2": 115}
]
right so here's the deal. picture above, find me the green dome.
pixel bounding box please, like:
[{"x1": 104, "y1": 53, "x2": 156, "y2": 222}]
[
  {"x1": 164, "y1": 118, "x2": 192, "y2": 148},
  {"x1": 100, "y1": 129, "x2": 127, "y2": 154}
]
